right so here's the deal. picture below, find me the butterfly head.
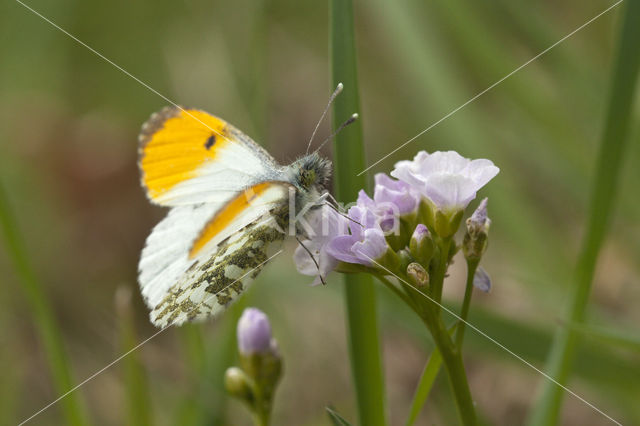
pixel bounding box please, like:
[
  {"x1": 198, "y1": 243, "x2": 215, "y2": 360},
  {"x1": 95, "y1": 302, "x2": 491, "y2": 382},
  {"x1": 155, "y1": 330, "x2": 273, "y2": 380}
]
[{"x1": 289, "y1": 152, "x2": 332, "y2": 194}]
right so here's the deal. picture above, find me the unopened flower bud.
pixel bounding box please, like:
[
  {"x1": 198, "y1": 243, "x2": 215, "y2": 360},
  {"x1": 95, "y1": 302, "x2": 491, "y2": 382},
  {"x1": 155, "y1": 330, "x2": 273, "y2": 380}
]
[
  {"x1": 407, "y1": 262, "x2": 429, "y2": 288},
  {"x1": 232, "y1": 309, "x2": 283, "y2": 423},
  {"x1": 463, "y1": 198, "x2": 490, "y2": 261},
  {"x1": 237, "y1": 308, "x2": 273, "y2": 356},
  {"x1": 434, "y1": 208, "x2": 464, "y2": 239},
  {"x1": 224, "y1": 367, "x2": 254, "y2": 402},
  {"x1": 396, "y1": 248, "x2": 413, "y2": 273},
  {"x1": 473, "y1": 266, "x2": 491, "y2": 292},
  {"x1": 409, "y1": 224, "x2": 435, "y2": 265}
]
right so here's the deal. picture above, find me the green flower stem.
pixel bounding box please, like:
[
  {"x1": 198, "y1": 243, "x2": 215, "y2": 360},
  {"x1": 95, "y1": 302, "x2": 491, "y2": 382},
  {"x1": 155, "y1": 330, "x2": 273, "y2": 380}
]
[
  {"x1": 391, "y1": 234, "x2": 476, "y2": 424},
  {"x1": 330, "y1": 0, "x2": 387, "y2": 424},
  {"x1": 422, "y1": 310, "x2": 476, "y2": 425},
  {"x1": 0, "y1": 181, "x2": 88, "y2": 426},
  {"x1": 529, "y1": 2, "x2": 640, "y2": 424},
  {"x1": 431, "y1": 237, "x2": 452, "y2": 310},
  {"x1": 251, "y1": 413, "x2": 268, "y2": 426},
  {"x1": 250, "y1": 393, "x2": 270, "y2": 426},
  {"x1": 376, "y1": 275, "x2": 420, "y2": 314},
  {"x1": 376, "y1": 268, "x2": 476, "y2": 424},
  {"x1": 455, "y1": 259, "x2": 479, "y2": 348},
  {"x1": 380, "y1": 281, "x2": 475, "y2": 425}
]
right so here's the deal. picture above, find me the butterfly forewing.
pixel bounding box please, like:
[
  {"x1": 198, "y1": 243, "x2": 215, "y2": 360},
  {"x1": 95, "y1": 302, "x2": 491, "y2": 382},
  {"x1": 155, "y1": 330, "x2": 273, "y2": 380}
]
[{"x1": 138, "y1": 106, "x2": 280, "y2": 206}]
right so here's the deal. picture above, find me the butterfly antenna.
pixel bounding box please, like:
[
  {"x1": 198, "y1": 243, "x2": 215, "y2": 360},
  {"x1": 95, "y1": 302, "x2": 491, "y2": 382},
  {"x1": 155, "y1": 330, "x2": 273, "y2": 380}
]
[
  {"x1": 306, "y1": 83, "x2": 344, "y2": 154},
  {"x1": 314, "y1": 113, "x2": 359, "y2": 153}
]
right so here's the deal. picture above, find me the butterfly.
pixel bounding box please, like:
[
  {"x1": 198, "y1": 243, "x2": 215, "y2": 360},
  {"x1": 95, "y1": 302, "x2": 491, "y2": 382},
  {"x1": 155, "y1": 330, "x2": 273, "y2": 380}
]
[{"x1": 137, "y1": 105, "x2": 335, "y2": 328}]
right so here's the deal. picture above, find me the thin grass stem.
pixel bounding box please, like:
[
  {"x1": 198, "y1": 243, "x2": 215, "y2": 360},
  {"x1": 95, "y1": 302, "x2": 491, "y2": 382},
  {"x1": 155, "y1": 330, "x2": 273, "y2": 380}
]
[
  {"x1": 0, "y1": 181, "x2": 88, "y2": 426},
  {"x1": 405, "y1": 348, "x2": 443, "y2": 426},
  {"x1": 529, "y1": 2, "x2": 640, "y2": 424},
  {"x1": 330, "y1": 1, "x2": 387, "y2": 424}
]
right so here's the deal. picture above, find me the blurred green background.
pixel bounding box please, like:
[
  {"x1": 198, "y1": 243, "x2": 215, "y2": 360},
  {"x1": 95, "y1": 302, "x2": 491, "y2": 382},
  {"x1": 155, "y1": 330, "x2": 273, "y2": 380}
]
[{"x1": 1, "y1": 0, "x2": 638, "y2": 424}]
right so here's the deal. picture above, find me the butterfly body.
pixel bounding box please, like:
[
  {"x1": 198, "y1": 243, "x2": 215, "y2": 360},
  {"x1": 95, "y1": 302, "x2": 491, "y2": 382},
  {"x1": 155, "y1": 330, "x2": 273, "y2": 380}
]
[{"x1": 137, "y1": 106, "x2": 330, "y2": 327}]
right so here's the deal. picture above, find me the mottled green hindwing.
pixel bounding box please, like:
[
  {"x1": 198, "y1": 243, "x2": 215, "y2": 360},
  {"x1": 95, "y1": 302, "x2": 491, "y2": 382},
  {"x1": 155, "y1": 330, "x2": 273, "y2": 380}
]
[{"x1": 150, "y1": 207, "x2": 288, "y2": 328}]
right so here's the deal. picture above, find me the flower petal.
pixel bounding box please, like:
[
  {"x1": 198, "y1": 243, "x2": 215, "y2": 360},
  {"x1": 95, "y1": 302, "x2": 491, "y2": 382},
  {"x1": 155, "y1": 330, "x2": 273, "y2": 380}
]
[
  {"x1": 326, "y1": 235, "x2": 365, "y2": 265},
  {"x1": 417, "y1": 151, "x2": 469, "y2": 175},
  {"x1": 373, "y1": 174, "x2": 418, "y2": 214},
  {"x1": 464, "y1": 159, "x2": 500, "y2": 188},
  {"x1": 423, "y1": 173, "x2": 477, "y2": 210},
  {"x1": 293, "y1": 241, "x2": 322, "y2": 276},
  {"x1": 473, "y1": 267, "x2": 492, "y2": 292},
  {"x1": 352, "y1": 228, "x2": 388, "y2": 265}
]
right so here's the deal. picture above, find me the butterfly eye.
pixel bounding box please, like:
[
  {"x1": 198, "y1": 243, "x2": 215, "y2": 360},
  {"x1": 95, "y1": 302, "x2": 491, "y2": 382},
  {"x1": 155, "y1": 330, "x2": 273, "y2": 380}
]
[{"x1": 299, "y1": 169, "x2": 316, "y2": 188}]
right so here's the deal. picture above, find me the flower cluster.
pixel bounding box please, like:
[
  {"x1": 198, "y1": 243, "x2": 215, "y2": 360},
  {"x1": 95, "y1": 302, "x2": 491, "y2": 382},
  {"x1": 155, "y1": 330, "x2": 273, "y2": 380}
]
[
  {"x1": 292, "y1": 150, "x2": 498, "y2": 425},
  {"x1": 294, "y1": 150, "x2": 499, "y2": 284}
]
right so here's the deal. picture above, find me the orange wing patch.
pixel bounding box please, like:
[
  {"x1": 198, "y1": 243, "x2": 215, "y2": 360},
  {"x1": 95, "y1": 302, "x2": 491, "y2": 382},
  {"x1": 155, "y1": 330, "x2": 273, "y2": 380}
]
[
  {"x1": 139, "y1": 107, "x2": 231, "y2": 200},
  {"x1": 189, "y1": 182, "x2": 275, "y2": 258}
]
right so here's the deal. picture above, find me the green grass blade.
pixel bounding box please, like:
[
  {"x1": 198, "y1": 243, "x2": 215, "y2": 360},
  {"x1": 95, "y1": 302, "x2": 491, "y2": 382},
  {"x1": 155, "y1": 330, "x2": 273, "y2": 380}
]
[
  {"x1": 405, "y1": 349, "x2": 443, "y2": 426},
  {"x1": 175, "y1": 325, "x2": 208, "y2": 425},
  {"x1": 330, "y1": 1, "x2": 387, "y2": 424},
  {"x1": 566, "y1": 322, "x2": 640, "y2": 353},
  {"x1": 115, "y1": 287, "x2": 152, "y2": 426},
  {"x1": 0, "y1": 340, "x2": 21, "y2": 425},
  {"x1": 327, "y1": 406, "x2": 354, "y2": 426},
  {"x1": 175, "y1": 302, "x2": 244, "y2": 426},
  {"x1": 0, "y1": 180, "x2": 88, "y2": 426},
  {"x1": 529, "y1": 2, "x2": 640, "y2": 424}
]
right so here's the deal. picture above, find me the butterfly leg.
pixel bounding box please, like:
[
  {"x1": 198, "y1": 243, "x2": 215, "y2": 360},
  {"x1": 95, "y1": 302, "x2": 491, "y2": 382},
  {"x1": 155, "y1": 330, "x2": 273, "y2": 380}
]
[{"x1": 295, "y1": 235, "x2": 326, "y2": 285}]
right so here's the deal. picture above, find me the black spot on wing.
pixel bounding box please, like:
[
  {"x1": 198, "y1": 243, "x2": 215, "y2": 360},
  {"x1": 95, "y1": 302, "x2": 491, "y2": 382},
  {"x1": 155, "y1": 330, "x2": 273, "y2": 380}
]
[{"x1": 205, "y1": 134, "x2": 216, "y2": 150}]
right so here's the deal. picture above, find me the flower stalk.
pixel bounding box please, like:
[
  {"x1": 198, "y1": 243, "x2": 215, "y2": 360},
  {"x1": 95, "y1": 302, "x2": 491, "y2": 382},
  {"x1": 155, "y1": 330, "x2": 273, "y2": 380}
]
[
  {"x1": 225, "y1": 308, "x2": 282, "y2": 426},
  {"x1": 424, "y1": 312, "x2": 476, "y2": 426},
  {"x1": 409, "y1": 236, "x2": 477, "y2": 425},
  {"x1": 430, "y1": 236, "x2": 452, "y2": 312},
  {"x1": 455, "y1": 259, "x2": 479, "y2": 348}
]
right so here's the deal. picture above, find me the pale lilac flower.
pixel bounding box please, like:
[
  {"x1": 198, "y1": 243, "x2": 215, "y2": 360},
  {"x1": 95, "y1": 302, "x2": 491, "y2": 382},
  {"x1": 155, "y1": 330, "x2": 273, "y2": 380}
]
[
  {"x1": 357, "y1": 190, "x2": 398, "y2": 234},
  {"x1": 356, "y1": 175, "x2": 419, "y2": 234},
  {"x1": 373, "y1": 173, "x2": 419, "y2": 215},
  {"x1": 294, "y1": 205, "x2": 349, "y2": 285},
  {"x1": 237, "y1": 308, "x2": 273, "y2": 355},
  {"x1": 326, "y1": 204, "x2": 389, "y2": 266},
  {"x1": 391, "y1": 151, "x2": 499, "y2": 212}
]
